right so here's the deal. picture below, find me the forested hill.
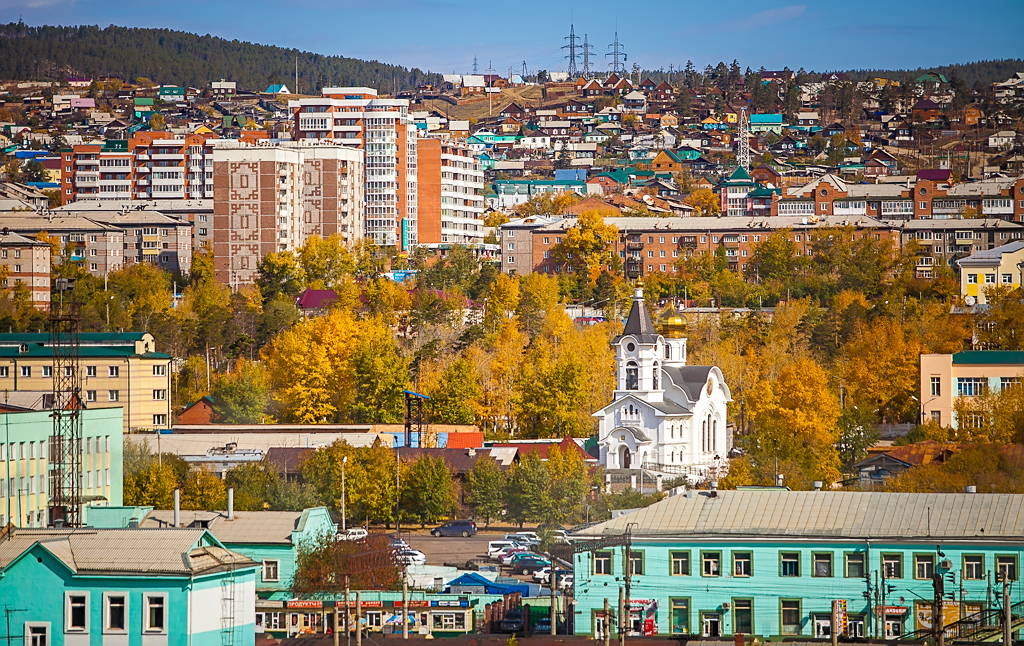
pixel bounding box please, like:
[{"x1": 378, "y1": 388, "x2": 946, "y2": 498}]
[
  {"x1": 841, "y1": 59, "x2": 1023, "y2": 87},
  {"x1": 0, "y1": 23, "x2": 439, "y2": 93}
]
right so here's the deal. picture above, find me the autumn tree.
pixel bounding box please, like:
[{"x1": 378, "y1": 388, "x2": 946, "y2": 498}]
[
  {"x1": 181, "y1": 468, "x2": 227, "y2": 510},
  {"x1": 683, "y1": 188, "x2": 721, "y2": 216},
  {"x1": 551, "y1": 210, "x2": 619, "y2": 282},
  {"x1": 348, "y1": 316, "x2": 409, "y2": 423},
  {"x1": 841, "y1": 318, "x2": 923, "y2": 423},
  {"x1": 465, "y1": 457, "x2": 505, "y2": 526},
  {"x1": 210, "y1": 358, "x2": 271, "y2": 423},
  {"x1": 420, "y1": 355, "x2": 480, "y2": 425}
]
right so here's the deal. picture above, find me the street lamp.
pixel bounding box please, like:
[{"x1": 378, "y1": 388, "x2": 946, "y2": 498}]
[
  {"x1": 912, "y1": 395, "x2": 939, "y2": 425},
  {"x1": 341, "y1": 455, "x2": 348, "y2": 533}
]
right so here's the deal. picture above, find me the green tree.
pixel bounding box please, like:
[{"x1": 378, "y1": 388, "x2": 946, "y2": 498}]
[
  {"x1": 465, "y1": 457, "x2": 505, "y2": 526},
  {"x1": 224, "y1": 462, "x2": 276, "y2": 511},
  {"x1": 401, "y1": 456, "x2": 458, "y2": 526},
  {"x1": 837, "y1": 406, "x2": 881, "y2": 471},
  {"x1": 348, "y1": 317, "x2": 409, "y2": 423},
  {"x1": 744, "y1": 230, "x2": 798, "y2": 283},
  {"x1": 423, "y1": 355, "x2": 480, "y2": 425},
  {"x1": 181, "y1": 468, "x2": 227, "y2": 510},
  {"x1": 211, "y1": 359, "x2": 271, "y2": 423},
  {"x1": 256, "y1": 251, "x2": 304, "y2": 302},
  {"x1": 503, "y1": 452, "x2": 551, "y2": 527}
]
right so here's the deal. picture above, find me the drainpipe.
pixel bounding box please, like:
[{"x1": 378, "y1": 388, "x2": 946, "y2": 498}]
[
  {"x1": 174, "y1": 488, "x2": 180, "y2": 527},
  {"x1": 227, "y1": 487, "x2": 234, "y2": 520}
]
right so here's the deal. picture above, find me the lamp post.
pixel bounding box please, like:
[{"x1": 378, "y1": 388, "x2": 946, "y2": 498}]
[
  {"x1": 913, "y1": 395, "x2": 939, "y2": 425},
  {"x1": 341, "y1": 455, "x2": 348, "y2": 533}
]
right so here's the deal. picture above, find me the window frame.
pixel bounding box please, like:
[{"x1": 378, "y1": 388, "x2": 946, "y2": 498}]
[
  {"x1": 25, "y1": 622, "x2": 50, "y2": 646},
  {"x1": 263, "y1": 559, "x2": 280, "y2": 582},
  {"x1": 914, "y1": 553, "x2": 935, "y2": 580},
  {"x1": 628, "y1": 550, "x2": 644, "y2": 576},
  {"x1": 732, "y1": 551, "x2": 752, "y2": 577},
  {"x1": 142, "y1": 593, "x2": 168, "y2": 634},
  {"x1": 103, "y1": 592, "x2": 128, "y2": 633},
  {"x1": 996, "y1": 555, "x2": 1018, "y2": 581},
  {"x1": 594, "y1": 550, "x2": 612, "y2": 576},
  {"x1": 670, "y1": 550, "x2": 690, "y2": 576},
  {"x1": 700, "y1": 550, "x2": 721, "y2": 577},
  {"x1": 64, "y1": 591, "x2": 89, "y2": 633},
  {"x1": 733, "y1": 598, "x2": 753, "y2": 635},
  {"x1": 669, "y1": 597, "x2": 690, "y2": 635},
  {"x1": 812, "y1": 552, "x2": 833, "y2": 578},
  {"x1": 845, "y1": 551, "x2": 866, "y2": 578},
  {"x1": 780, "y1": 599, "x2": 803, "y2": 635},
  {"x1": 882, "y1": 553, "x2": 903, "y2": 579},
  {"x1": 780, "y1": 551, "x2": 801, "y2": 577},
  {"x1": 962, "y1": 554, "x2": 984, "y2": 581}
]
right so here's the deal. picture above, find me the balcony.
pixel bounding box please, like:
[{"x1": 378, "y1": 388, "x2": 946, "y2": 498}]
[
  {"x1": 135, "y1": 154, "x2": 150, "y2": 161},
  {"x1": 625, "y1": 239, "x2": 644, "y2": 251},
  {"x1": 679, "y1": 236, "x2": 698, "y2": 249},
  {"x1": 75, "y1": 158, "x2": 99, "y2": 167},
  {"x1": 135, "y1": 166, "x2": 150, "y2": 173}
]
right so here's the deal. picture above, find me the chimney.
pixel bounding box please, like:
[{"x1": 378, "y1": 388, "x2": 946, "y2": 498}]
[
  {"x1": 964, "y1": 485, "x2": 977, "y2": 494},
  {"x1": 227, "y1": 487, "x2": 235, "y2": 520},
  {"x1": 709, "y1": 481, "x2": 718, "y2": 498},
  {"x1": 813, "y1": 481, "x2": 823, "y2": 491},
  {"x1": 173, "y1": 488, "x2": 180, "y2": 528}
]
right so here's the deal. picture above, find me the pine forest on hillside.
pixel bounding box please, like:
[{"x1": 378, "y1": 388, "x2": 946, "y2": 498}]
[{"x1": 0, "y1": 23, "x2": 439, "y2": 93}]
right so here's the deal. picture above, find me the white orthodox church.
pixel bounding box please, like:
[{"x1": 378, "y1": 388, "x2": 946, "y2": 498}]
[{"x1": 594, "y1": 286, "x2": 732, "y2": 481}]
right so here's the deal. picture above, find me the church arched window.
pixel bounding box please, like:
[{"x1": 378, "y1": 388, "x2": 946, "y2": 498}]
[
  {"x1": 701, "y1": 420, "x2": 706, "y2": 452},
  {"x1": 665, "y1": 344, "x2": 671, "y2": 360},
  {"x1": 626, "y1": 361, "x2": 639, "y2": 390},
  {"x1": 713, "y1": 419, "x2": 717, "y2": 451},
  {"x1": 652, "y1": 362, "x2": 659, "y2": 390}
]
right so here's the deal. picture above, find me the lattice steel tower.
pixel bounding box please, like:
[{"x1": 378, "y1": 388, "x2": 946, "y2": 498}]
[
  {"x1": 581, "y1": 34, "x2": 595, "y2": 78},
  {"x1": 562, "y1": 23, "x2": 579, "y2": 78},
  {"x1": 47, "y1": 279, "x2": 83, "y2": 527},
  {"x1": 606, "y1": 31, "x2": 627, "y2": 75},
  {"x1": 737, "y1": 107, "x2": 751, "y2": 171}
]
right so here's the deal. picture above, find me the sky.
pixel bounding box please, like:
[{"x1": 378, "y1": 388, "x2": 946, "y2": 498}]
[{"x1": 3, "y1": 0, "x2": 1023, "y2": 76}]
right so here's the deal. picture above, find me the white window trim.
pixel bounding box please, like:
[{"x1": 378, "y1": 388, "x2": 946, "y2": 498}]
[
  {"x1": 263, "y1": 559, "x2": 280, "y2": 582},
  {"x1": 142, "y1": 592, "x2": 168, "y2": 634},
  {"x1": 64, "y1": 591, "x2": 90, "y2": 633},
  {"x1": 24, "y1": 622, "x2": 50, "y2": 646},
  {"x1": 102, "y1": 592, "x2": 128, "y2": 633}
]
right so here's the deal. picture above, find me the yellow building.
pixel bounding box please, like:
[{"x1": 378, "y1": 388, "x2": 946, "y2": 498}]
[
  {"x1": 919, "y1": 351, "x2": 1024, "y2": 428},
  {"x1": 957, "y1": 241, "x2": 1024, "y2": 304},
  {"x1": 0, "y1": 332, "x2": 172, "y2": 433}
]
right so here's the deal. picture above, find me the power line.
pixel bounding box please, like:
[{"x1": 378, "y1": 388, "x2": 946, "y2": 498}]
[
  {"x1": 582, "y1": 34, "x2": 595, "y2": 78},
  {"x1": 472, "y1": 56, "x2": 478, "y2": 74},
  {"x1": 562, "y1": 23, "x2": 579, "y2": 78},
  {"x1": 606, "y1": 30, "x2": 627, "y2": 75}
]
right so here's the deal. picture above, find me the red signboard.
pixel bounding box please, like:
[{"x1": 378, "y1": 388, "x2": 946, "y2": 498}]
[
  {"x1": 394, "y1": 600, "x2": 430, "y2": 608},
  {"x1": 288, "y1": 600, "x2": 323, "y2": 609}
]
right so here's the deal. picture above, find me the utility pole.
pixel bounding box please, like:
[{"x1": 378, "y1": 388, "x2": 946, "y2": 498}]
[
  {"x1": 618, "y1": 587, "x2": 625, "y2": 646},
  {"x1": 933, "y1": 571, "x2": 945, "y2": 646},
  {"x1": 562, "y1": 23, "x2": 579, "y2": 78},
  {"x1": 1003, "y1": 575, "x2": 1011, "y2": 646},
  {"x1": 603, "y1": 598, "x2": 611, "y2": 646},
  {"x1": 550, "y1": 559, "x2": 557, "y2": 635}
]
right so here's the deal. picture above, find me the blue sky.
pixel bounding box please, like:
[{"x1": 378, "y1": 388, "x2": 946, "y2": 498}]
[{"x1": 4, "y1": 0, "x2": 1023, "y2": 75}]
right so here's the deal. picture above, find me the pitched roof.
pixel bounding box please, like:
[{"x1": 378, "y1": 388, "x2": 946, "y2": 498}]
[
  {"x1": 489, "y1": 436, "x2": 592, "y2": 462},
  {"x1": 141, "y1": 508, "x2": 332, "y2": 544},
  {"x1": 572, "y1": 491, "x2": 1024, "y2": 539},
  {"x1": 619, "y1": 286, "x2": 659, "y2": 342}
]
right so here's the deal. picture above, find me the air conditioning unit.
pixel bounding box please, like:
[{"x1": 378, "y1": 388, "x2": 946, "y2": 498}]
[
  {"x1": 941, "y1": 560, "x2": 952, "y2": 570},
  {"x1": 721, "y1": 602, "x2": 730, "y2": 610}
]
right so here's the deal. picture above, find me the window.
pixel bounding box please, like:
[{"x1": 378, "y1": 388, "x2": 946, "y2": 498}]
[
  {"x1": 26, "y1": 624, "x2": 48, "y2": 646},
  {"x1": 20, "y1": 366, "x2": 30, "y2": 377},
  {"x1": 958, "y1": 377, "x2": 987, "y2": 397},
  {"x1": 625, "y1": 361, "x2": 638, "y2": 390},
  {"x1": 108, "y1": 390, "x2": 119, "y2": 402},
  {"x1": 670, "y1": 598, "x2": 690, "y2": 634},
  {"x1": 86, "y1": 366, "x2": 96, "y2": 377},
  {"x1": 915, "y1": 554, "x2": 934, "y2": 579},
  {"x1": 985, "y1": 274, "x2": 996, "y2": 284},
  {"x1": 701, "y1": 551, "x2": 720, "y2": 576},
  {"x1": 0, "y1": 367, "x2": 6, "y2": 377},
  {"x1": 108, "y1": 366, "x2": 119, "y2": 377},
  {"x1": 733, "y1": 599, "x2": 753, "y2": 634},
  {"x1": 263, "y1": 559, "x2": 280, "y2": 582},
  {"x1": 153, "y1": 389, "x2": 166, "y2": 400},
  {"x1": 931, "y1": 377, "x2": 941, "y2": 397},
  {"x1": 153, "y1": 414, "x2": 167, "y2": 426},
  {"x1": 66, "y1": 593, "x2": 88, "y2": 632},
  {"x1": 846, "y1": 552, "x2": 866, "y2": 578},
  {"x1": 104, "y1": 593, "x2": 127, "y2": 632},
  {"x1": 963, "y1": 555, "x2": 984, "y2": 580},
  {"x1": 813, "y1": 553, "x2": 833, "y2": 577},
  {"x1": 997, "y1": 555, "x2": 1017, "y2": 581},
  {"x1": 153, "y1": 365, "x2": 166, "y2": 376},
  {"x1": 86, "y1": 391, "x2": 96, "y2": 402},
  {"x1": 883, "y1": 553, "x2": 903, "y2": 579},
  {"x1": 594, "y1": 551, "x2": 612, "y2": 575},
  {"x1": 143, "y1": 594, "x2": 167, "y2": 632},
  {"x1": 781, "y1": 552, "x2": 800, "y2": 577},
  {"x1": 627, "y1": 550, "x2": 644, "y2": 575},
  {"x1": 431, "y1": 613, "x2": 466, "y2": 631},
  {"x1": 671, "y1": 551, "x2": 690, "y2": 575},
  {"x1": 42, "y1": 366, "x2": 52, "y2": 377},
  {"x1": 733, "y1": 552, "x2": 752, "y2": 577},
  {"x1": 781, "y1": 600, "x2": 802, "y2": 635}
]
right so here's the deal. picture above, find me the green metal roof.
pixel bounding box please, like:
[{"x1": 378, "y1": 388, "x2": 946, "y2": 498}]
[
  {"x1": 952, "y1": 351, "x2": 1024, "y2": 365},
  {"x1": 0, "y1": 332, "x2": 147, "y2": 343},
  {"x1": 0, "y1": 347, "x2": 170, "y2": 359}
]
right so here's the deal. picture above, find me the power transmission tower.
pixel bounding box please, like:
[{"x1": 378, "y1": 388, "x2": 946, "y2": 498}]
[
  {"x1": 606, "y1": 31, "x2": 627, "y2": 75},
  {"x1": 522, "y1": 61, "x2": 528, "y2": 79},
  {"x1": 562, "y1": 23, "x2": 579, "y2": 78},
  {"x1": 48, "y1": 278, "x2": 83, "y2": 528},
  {"x1": 472, "y1": 56, "x2": 479, "y2": 74},
  {"x1": 737, "y1": 107, "x2": 751, "y2": 171},
  {"x1": 582, "y1": 34, "x2": 595, "y2": 78}
]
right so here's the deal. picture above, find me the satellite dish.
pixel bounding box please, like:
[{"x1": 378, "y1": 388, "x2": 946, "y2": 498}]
[{"x1": 964, "y1": 295, "x2": 976, "y2": 306}]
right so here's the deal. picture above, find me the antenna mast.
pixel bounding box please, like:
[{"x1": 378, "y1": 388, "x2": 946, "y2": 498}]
[
  {"x1": 562, "y1": 23, "x2": 579, "y2": 78},
  {"x1": 48, "y1": 278, "x2": 82, "y2": 528},
  {"x1": 738, "y1": 107, "x2": 751, "y2": 171},
  {"x1": 606, "y1": 31, "x2": 627, "y2": 75}
]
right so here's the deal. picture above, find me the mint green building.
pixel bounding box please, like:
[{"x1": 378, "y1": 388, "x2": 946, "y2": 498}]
[
  {"x1": 1, "y1": 408, "x2": 124, "y2": 528},
  {"x1": 0, "y1": 527, "x2": 259, "y2": 646},
  {"x1": 572, "y1": 490, "x2": 1024, "y2": 640}
]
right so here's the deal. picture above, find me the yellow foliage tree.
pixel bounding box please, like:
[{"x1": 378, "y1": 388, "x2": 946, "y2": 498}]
[
  {"x1": 485, "y1": 273, "x2": 520, "y2": 331},
  {"x1": 552, "y1": 210, "x2": 619, "y2": 282},
  {"x1": 683, "y1": 188, "x2": 721, "y2": 216},
  {"x1": 841, "y1": 318, "x2": 924, "y2": 423}
]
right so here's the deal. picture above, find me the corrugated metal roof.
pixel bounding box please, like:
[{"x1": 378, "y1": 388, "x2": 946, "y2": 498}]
[
  {"x1": 141, "y1": 510, "x2": 314, "y2": 544},
  {"x1": 572, "y1": 491, "x2": 1024, "y2": 540},
  {"x1": 0, "y1": 528, "x2": 257, "y2": 574}
]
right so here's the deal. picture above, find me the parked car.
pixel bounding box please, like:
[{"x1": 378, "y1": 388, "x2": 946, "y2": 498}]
[
  {"x1": 487, "y1": 540, "x2": 519, "y2": 558},
  {"x1": 499, "y1": 609, "x2": 524, "y2": 634},
  {"x1": 396, "y1": 549, "x2": 426, "y2": 566},
  {"x1": 534, "y1": 617, "x2": 565, "y2": 635},
  {"x1": 513, "y1": 556, "x2": 550, "y2": 575},
  {"x1": 431, "y1": 520, "x2": 477, "y2": 537},
  {"x1": 558, "y1": 574, "x2": 574, "y2": 590},
  {"x1": 532, "y1": 566, "x2": 550, "y2": 582},
  {"x1": 504, "y1": 531, "x2": 539, "y2": 545},
  {"x1": 502, "y1": 550, "x2": 538, "y2": 566},
  {"x1": 389, "y1": 536, "x2": 410, "y2": 550},
  {"x1": 336, "y1": 528, "x2": 368, "y2": 541}
]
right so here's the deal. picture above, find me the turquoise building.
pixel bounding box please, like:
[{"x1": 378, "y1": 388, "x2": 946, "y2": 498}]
[
  {"x1": 0, "y1": 527, "x2": 259, "y2": 646},
  {"x1": 572, "y1": 490, "x2": 1024, "y2": 640},
  {"x1": 2, "y1": 408, "x2": 124, "y2": 528}
]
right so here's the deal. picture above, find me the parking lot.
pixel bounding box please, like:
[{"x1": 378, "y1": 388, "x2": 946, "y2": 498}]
[{"x1": 403, "y1": 532, "x2": 493, "y2": 566}]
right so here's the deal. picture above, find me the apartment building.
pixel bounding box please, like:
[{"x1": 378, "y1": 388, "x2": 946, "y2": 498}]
[
  {"x1": 212, "y1": 145, "x2": 304, "y2": 287},
  {"x1": 958, "y1": 240, "x2": 1024, "y2": 303},
  {"x1": 285, "y1": 141, "x2": 365, "y2": 244},
  {"x1": 0, "y1": 230, "x2": 50, "y2": 309},
  {"x1": 504, "y1": 215, "x2": 896, "y2": 278},
  {"x1": 289, "y1": 87, "x2": 418, "y2": 250},
  {"x1": 0, "y1": 332, "x2": 172, "y2": 433},
  {"x1": 55, "y1": 206, "x2": 193, "y2": 274},
  {"x1": 920, "y1": 350, "x2": 1024, "y2": 427},
  {"x1": 60, "y1": 133, "x2": 215, "y2": 205},
  {"x1": 416, "y1": 137, "x2": 485, "y2": 245},
  {"x1": 57, "y1": 198, "x2": 213, "y2": 251},
  {"x1": 0, "y1": 214, "x2": 125, "y2": 278},
  {"x1": 0, "y1": 408, "x2": 123, "y2": 528},
  {"x1": 893, "y1": 218, "x2": 1024, "y2": 278}
]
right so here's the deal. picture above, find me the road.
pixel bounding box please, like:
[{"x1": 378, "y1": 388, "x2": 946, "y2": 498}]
[{"x1": 404, "y1": 533, "x2": 493, "y2": 567}]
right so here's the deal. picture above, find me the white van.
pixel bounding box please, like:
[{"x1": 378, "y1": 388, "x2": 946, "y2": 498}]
[
  {"x1": 507, "y1": 531, "x2": 539, "y2": 544},
  {"x1": 337, "y1": 527, "x2": 368, "y2": 541}
]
